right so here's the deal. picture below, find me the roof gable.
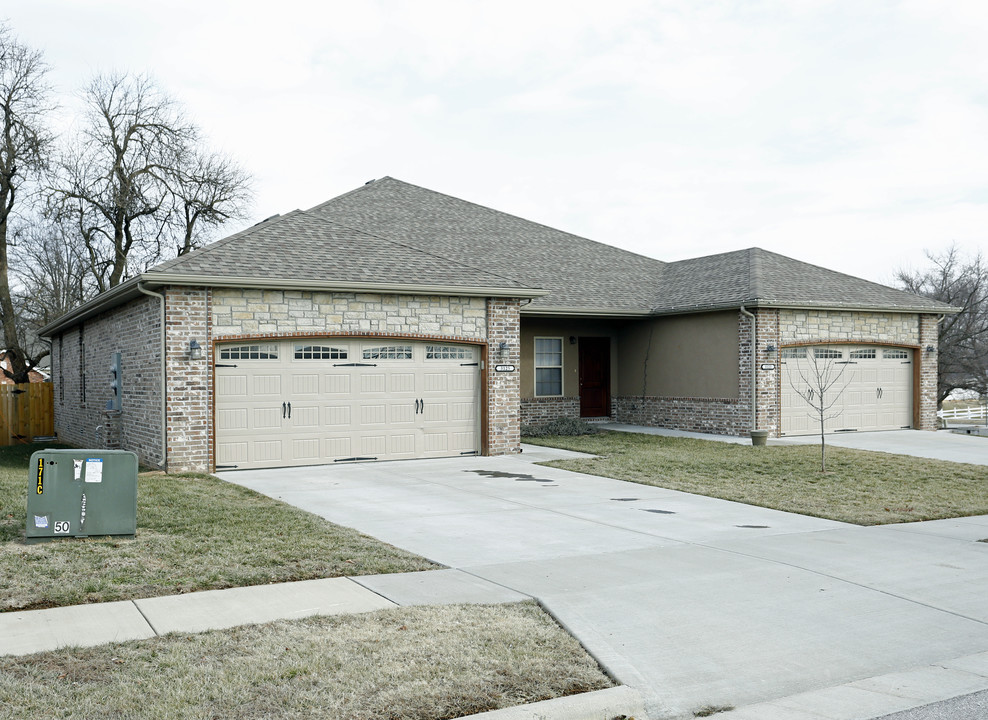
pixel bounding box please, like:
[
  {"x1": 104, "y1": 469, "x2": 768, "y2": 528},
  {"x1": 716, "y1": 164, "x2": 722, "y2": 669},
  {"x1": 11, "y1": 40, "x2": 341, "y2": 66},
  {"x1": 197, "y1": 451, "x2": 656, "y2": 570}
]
[
  {"x1": 309, "y1": 177, "x2": 668, "y2": 313},
  {"x1": 653, "y1": 248, "x2": 952, "y2": 314}
]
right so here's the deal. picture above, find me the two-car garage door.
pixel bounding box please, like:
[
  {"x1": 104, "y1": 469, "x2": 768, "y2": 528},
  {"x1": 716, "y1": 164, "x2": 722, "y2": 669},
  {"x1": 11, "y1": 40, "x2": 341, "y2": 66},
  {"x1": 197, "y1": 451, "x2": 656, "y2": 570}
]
[
  {"x1": 215, "y1": 339, "x2": 481, "y2": 470},
  {"x1": 781, "y1": 345, "x2": 913, "y2": 436}
]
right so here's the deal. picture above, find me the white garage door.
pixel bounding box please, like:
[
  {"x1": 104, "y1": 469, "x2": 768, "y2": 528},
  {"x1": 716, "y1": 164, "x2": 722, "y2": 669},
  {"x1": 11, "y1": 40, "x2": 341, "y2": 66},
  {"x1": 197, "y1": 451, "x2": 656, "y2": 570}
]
[
  {"x1": 215, "y1": 339, "x2": 481, "y2": 469},
  {"x1": 780, "y1": 345, "x2": 913, "y2": 436}
]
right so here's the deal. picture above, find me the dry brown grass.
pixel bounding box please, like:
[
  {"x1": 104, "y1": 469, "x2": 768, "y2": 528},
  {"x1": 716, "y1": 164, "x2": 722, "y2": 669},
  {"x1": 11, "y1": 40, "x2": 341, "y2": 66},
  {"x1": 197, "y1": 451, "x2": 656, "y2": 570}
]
[
  {"x1": 527, "y1": 431, "x2": 988, "y2": 525},
  {"x1": 0, "y1": 602, "x2": 613, "y2": 720},
  {"x1": 0, "y1": 444, "x2": 436, "y2": 611}
]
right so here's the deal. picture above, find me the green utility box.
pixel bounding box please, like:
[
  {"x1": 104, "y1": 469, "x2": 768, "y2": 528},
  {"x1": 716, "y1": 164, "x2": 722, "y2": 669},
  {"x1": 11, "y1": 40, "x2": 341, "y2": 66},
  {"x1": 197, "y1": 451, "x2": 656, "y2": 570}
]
[{"x1": 26, "y1": 449, "x2": 138, "y2": 544}]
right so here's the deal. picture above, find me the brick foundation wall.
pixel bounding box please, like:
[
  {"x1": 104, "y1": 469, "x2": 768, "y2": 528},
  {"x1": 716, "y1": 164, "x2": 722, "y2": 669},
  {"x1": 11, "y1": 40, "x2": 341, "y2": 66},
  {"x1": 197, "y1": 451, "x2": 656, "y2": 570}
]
[
  {"x1": 613, "y1": 396, "x2": 748, "y2": 435},
  {"x1": 520, "y1": 396, "x2": 580, "y2": 425},
  {"x1": 486, "y1": 299, "x2": 522, "y2": 455},
  {"x1": 52, "y1": 295, "x2": 164, "y2": 468}
]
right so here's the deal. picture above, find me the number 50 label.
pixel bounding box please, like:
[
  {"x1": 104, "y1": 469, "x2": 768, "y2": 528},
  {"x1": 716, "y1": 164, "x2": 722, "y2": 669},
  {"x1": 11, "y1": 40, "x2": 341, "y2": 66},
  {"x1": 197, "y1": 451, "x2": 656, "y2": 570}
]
[{"x1": 53, "y1": 521, "x2": 70, "y2": 534}]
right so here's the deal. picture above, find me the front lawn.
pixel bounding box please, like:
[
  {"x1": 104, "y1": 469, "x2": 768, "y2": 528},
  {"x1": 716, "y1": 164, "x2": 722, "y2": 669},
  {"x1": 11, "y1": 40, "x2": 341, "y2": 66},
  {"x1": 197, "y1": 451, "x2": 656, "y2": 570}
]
[
  {"x1": 0, "y1": 443, "x2": 437, "y2": 611},
  {"x1": 526, "y1": 431, "x2": 988, "y2": 525},
  {"x1": 0, "y1": 602, "x2": 613, "y2": 720}
]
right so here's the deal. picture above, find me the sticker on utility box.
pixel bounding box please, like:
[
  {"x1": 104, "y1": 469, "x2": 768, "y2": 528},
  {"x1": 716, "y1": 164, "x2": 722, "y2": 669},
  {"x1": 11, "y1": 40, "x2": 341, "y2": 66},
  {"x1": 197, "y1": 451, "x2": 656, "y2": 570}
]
[
  {"x1": 33, "y1": 515, "x2": 49, "y2": 529},
  {"x1": 73, "y1": 459, "x2": 82, "y2": 480},
  {"x1": 85, "y1": 458, "x2": 103, "y2": 483}
]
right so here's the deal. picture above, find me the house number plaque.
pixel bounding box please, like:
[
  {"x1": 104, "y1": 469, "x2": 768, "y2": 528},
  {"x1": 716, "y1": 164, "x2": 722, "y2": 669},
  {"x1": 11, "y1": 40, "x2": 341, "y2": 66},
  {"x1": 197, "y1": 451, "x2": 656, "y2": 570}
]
[{"x1": 494, "y1": 364, "x2": 516, "y2": 372}]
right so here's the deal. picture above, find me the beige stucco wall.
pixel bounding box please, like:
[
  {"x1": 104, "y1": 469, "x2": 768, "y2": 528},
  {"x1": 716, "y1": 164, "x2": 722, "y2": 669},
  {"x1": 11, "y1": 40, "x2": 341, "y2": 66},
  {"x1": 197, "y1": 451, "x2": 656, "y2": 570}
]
[
  {"x1": 519, "y1": 319, "x2": 622, "y2": 398},
  {"x1": 617, "y1": 311, "x2": 740, "y2": 399}
]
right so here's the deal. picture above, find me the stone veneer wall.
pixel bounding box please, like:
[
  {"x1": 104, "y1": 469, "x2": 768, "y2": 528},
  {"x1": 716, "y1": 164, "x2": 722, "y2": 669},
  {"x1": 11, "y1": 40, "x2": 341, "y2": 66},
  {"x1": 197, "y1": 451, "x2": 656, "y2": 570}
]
[
  {"x1": 52, "y1": 295, "x2": 164, "y2": 467},
  {"x1": 211, "y1": 290, "x2": 487, "y2": 338}
]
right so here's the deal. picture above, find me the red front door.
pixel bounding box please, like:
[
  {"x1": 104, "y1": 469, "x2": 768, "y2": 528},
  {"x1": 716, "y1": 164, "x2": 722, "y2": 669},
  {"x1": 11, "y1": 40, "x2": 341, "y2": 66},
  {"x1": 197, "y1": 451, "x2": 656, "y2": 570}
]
[{"x1": 579, "y1": 337, "x2": 610, "y2": 417}]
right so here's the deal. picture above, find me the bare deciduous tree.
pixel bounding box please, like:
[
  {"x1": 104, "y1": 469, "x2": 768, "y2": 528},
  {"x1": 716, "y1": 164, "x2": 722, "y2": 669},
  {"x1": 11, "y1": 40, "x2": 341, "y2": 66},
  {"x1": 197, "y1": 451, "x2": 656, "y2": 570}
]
[
  {"x1": 0, "y1": 24, "x2": 54, "y2": 382},
  {"x1": 786, "y1": 347, "x2": 853, "y2": 472},
  {"x1": 50, "y1": 72, "x2": 251, "y2": 290},
  {"x1": 172, "y1": 148, "x2": 252, "y2": 256},
  {"x1": 896, "y1": 245, "x2": 988, "y2": 404},
  {"x1": 14, "y1": 219, "x2": 90, "y2": 333}
]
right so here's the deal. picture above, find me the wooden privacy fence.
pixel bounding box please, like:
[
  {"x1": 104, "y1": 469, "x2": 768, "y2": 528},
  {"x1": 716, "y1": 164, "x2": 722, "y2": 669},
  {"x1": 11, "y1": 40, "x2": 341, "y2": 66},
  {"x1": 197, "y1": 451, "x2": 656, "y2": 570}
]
[{"x1": 0, "y1": 383, "x2": 54, "y2": 446}]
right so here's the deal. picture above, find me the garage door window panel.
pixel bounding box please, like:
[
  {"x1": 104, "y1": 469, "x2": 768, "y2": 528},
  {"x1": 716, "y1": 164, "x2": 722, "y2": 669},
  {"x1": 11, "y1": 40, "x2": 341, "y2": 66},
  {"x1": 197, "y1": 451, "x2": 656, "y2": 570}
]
[
  {"x1": 363, "y1": 345, "x2": 412, "y2": 360},
  {"x1": 295, "y1": 345, "x2": 348, "y2": 360},
  {"x1": 220, "y1": 344, "x2": 279, "y2": 360},
  {"x1": 426, "y1": 345, "x2": 474, "y2": 360},
  {"x1": 535, "y1": 337, "x2": 563, "y2": 396}
]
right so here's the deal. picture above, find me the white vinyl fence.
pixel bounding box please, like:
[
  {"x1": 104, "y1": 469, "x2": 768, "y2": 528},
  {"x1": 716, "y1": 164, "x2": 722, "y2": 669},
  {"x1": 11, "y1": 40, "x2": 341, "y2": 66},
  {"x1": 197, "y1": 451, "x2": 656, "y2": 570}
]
[{"x1": 938, "y1": 405, "x2": 988, "y2": 422}]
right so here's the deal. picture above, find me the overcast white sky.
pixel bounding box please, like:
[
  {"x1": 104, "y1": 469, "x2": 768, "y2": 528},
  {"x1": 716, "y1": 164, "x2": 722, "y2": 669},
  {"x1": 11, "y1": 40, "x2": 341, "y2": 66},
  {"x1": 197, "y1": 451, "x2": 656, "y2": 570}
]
[{"x1": 6, "y1": 0, "x2": 988, "y2": 284}]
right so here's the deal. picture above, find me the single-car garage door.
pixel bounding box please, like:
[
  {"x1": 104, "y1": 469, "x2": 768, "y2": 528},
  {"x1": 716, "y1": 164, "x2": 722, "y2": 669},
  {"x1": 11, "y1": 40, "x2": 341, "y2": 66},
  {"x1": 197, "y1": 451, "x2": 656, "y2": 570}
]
[
  {"x1": 215, "y1": 339, "x2": 481, "y2": 469},
  {"x1": 780, "y1": 345, "x2": 913, "y2": 436}
]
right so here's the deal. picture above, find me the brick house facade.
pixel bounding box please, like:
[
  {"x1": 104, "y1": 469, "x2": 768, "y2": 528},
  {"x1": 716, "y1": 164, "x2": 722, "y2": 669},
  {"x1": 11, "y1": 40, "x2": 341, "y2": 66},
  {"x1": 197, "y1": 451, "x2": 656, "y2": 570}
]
[
  {"x1": 50, "y1": 285, "x2": 526, "y2": 472},
  {"x1": 42, "y1": 177, "x2": 955, "y2": 473}
]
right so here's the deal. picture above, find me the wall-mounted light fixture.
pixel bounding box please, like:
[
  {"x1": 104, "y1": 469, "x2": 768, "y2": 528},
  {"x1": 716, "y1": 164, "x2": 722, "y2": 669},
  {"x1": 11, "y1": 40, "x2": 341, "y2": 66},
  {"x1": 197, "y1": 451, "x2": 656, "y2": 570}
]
[
  {"x1": 497, "y1": 341, "x2": 509, "y2": 360},
  {"x1": 569, "y1": 336, "x2": 577, "y2": 345},
  {"x1": 765, "y1": 344, "x2": 777, "y2": 354},
  {"x1": 188, "y1": 339, "x2": 203, "y2": 360},
  {"x1": 925, "y1": 345, "x2": 936, "y2": 354}
]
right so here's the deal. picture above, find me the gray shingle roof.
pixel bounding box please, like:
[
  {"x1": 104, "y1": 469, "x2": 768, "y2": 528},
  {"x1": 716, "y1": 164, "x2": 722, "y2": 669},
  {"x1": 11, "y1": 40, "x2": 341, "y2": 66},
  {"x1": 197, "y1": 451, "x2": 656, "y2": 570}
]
[
  {"x1": 147, "y1": 176, "x2": 951, "y2": 315},
  {"x1": 654, "y1": 248, "x2": 952, "y2": 313},
  {"x1": 147, "y1": 209, "x2": 535, "y2": 292},
  {"x1": 309, "y1": 177, "x2": 667, "y2": 312}
]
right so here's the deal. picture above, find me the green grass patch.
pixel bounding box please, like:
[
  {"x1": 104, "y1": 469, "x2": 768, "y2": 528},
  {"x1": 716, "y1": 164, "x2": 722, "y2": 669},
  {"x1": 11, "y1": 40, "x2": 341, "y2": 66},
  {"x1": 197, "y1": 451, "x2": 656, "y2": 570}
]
[
  {"x1": 0, "y1": 444, "x2": 436, "y2": 611},
  {"x1": 0, "y1": 602, "x2": 612, "y2": 720},
  {"x1": 526, "y1": 431, "x2": 988, "y2": 525}
]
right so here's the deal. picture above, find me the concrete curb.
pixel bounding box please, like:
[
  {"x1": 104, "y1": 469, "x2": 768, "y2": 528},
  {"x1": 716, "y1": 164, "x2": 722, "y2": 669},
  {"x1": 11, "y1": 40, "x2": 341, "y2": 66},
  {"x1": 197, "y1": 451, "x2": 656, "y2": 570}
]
[{"x1": 457, "y1": 685, "x2": 646, "y2": 719}]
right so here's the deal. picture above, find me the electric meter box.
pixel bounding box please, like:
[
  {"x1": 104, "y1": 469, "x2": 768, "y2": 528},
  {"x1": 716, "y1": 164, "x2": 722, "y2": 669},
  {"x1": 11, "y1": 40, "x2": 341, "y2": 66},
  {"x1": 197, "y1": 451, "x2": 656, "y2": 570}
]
[{"x1": 26, "y1": 449, "x2": 138, "y2": 543}]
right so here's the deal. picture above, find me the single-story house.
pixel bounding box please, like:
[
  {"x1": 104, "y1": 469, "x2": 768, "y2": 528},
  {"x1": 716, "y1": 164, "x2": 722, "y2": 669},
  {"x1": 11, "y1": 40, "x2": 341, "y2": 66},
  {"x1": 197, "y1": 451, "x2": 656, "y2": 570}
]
[{"x1": 40, "y1": 177, "x2": 955, "y2": 472}]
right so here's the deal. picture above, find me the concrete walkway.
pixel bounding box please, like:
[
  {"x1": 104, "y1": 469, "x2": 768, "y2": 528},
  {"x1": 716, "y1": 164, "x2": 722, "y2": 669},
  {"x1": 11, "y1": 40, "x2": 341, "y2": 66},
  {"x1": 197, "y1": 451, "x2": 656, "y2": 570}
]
[{"x1": 215, "y1": 448, "x2": 988, "y2": 719}]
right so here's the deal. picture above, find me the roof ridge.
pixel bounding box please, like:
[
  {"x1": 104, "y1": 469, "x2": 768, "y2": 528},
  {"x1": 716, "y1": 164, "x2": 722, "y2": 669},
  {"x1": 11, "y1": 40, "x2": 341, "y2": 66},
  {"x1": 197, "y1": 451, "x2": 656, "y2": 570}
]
[
  {"x1": 304, "y1": 212, "x2": 537, "y2": 289},
  {"x1": 312, "y1": 176, "x2": 668, "y2": 269}
]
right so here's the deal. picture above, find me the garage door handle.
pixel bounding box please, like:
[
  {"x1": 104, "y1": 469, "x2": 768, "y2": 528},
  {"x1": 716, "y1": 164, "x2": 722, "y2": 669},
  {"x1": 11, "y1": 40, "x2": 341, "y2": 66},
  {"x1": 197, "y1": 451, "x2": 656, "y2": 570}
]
[
  {"x1": 282, "y1": 402, "x2": 287, "y2": 419},
  {"x1": 287, "y1": 402, "x2": 292, "y2": 419}
]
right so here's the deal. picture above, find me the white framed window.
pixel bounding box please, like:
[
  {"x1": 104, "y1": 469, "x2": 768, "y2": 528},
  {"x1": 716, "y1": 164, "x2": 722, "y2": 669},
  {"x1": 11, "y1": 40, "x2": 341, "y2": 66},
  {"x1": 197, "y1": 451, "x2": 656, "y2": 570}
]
[
  {"x1": 295, "y1": 345, "x2": 347, "y2": 360},
  {"x1": 534, "y1": 337, "x2": 563, "y2": 396},
  {"x1": 814, "y1": 348, "x2": 843, "y2": 359},
  {"x1": 781, "y1": 347, "x2": 807, "y2": 359},
  {"x1": 220, "y1": 344, "x2": 279, "y2": 360},
  {"x1": 883, "y1": 348, "x2": 909, "y2": 360}
]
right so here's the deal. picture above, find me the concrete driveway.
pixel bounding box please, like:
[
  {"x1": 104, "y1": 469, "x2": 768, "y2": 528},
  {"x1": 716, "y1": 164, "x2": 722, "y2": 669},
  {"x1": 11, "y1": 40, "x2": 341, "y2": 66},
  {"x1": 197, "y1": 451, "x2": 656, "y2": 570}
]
[
  {"x1": 218, "y1": 447, "x2": 988, "y2": 719},
  {"x1": 773, "y1": 429, "x2": 988, "y2": 466}
]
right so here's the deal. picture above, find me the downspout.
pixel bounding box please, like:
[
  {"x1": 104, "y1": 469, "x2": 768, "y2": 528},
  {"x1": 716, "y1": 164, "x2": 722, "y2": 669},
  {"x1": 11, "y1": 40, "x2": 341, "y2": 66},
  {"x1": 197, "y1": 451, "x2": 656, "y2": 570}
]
[
  {"x1": 739, "y1": 305, "x2": 756, "y2": 433},
  {"x1": 138, "y1": 283, "x2": 167, "y2": 470}
]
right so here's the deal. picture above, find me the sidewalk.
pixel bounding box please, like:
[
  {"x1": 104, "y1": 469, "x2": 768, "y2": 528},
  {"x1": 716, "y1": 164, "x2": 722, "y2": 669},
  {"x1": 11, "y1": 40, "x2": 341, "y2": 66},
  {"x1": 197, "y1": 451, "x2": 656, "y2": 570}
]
[
  {"x1": 4, "y1": 567, "x2": 988, "y2": 719},
  {"x1": 0, "y1": 569, "x2": 527, "y2": 656}
]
